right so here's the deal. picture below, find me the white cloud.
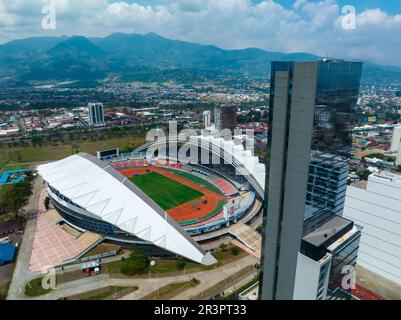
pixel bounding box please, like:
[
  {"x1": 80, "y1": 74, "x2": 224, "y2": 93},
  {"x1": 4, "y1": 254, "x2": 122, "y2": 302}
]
[
  {"x1": 293, "y1": 0, "x2": 307, "y2": 9},
  {"x1": 357, "y1": 9, "x2": 401, "y2": 28},
  {"x1": 0, "y1": 0, "x2": 400, "y2": 66}
]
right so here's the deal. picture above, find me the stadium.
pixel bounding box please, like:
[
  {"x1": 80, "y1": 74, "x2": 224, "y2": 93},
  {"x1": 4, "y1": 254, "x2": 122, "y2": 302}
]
[{"x1": 38, "y1": 132, "x2": 265, "y2": 265}]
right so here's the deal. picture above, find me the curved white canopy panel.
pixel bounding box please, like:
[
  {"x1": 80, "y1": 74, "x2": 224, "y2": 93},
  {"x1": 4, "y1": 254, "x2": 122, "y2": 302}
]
[
  {"x1": 38, "y1": 153, "x2": 216, "y2": 265},
  {"x1": 194, "y1": 135, "x2": 265, "y2": 195}
]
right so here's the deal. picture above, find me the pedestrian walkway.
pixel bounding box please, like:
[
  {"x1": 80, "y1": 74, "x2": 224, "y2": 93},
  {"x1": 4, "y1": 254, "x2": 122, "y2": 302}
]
[
  {"x1": 229, "y1": 223, "x2": 261, "y2": 254},
  {"x1": 7, "y1": 182, "x2": 46, "y2": 300},
  {"x1": 28, "y1": 254, "x2": 258, "y2": 300},
  {"x1": 232, "y1": 239, "x2": 261, "y2": 259}
]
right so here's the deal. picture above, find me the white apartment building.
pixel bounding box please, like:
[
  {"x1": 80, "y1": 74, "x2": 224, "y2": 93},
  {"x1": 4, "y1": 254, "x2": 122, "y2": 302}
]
[
  {"x1": 343, "y1": 172, "x2": 401, "y2": 285},
  {"x1": 88, "y1": 103, "x2": 105, "y2": 127}
]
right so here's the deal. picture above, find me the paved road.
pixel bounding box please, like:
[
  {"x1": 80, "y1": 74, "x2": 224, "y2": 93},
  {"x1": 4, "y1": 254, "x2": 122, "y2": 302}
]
[
  {"x1": 217, "y1": 272, "x2": 257, "y2": 299},
  {"x1": 7, "y1": 176, "x2": 44, "y2": 300},
  {"x1": 23, "y1": 176, "x2": 47, "y2": 219},
  {"x1": 40, "y1": 274, "x2": 112, "y2": 300},
  {"x1": 172, "y1": 256, "x2": 258, "y2": 300},
  {"x1": 16, "y1": 254, "x2": 258, "y2": 300},
  {"x1": 7, "y1": 247, "x2": 131, "y2": 300}
]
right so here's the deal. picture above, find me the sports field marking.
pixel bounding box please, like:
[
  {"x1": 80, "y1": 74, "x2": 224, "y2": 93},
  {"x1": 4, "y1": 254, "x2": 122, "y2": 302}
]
[{"x1": 129, "y1": 171, "x2": 204, "y2": 211}]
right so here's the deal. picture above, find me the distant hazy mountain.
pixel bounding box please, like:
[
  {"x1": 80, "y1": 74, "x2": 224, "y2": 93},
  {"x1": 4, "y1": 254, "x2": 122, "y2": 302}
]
[{"x1": 0, "y1": 32, "x2": 399, "y2": 87}]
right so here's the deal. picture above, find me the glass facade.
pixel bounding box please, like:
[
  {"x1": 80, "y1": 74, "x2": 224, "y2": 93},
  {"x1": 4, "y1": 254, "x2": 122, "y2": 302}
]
[
  {"x1": 269, "y1": 62, "x2": 361, "y2": 157},
  {"x1": 314, "y1": 61, "x2": 362, "y2": 156},
  {"x1": 269, "y1": 60, "x2": 363, "y2": 222},
  {"x1": 214, "y1": 105, "x2": 237, "y2": 132},
  {"x1": 328, "y1": 231, "x2": 361, "y2": 293},
  {"x1": 304, "y1": 153, "x2": 349, "y2": 223},
  {"x1": 262, "y1": 60, "x2": 363, "y2": 299}
]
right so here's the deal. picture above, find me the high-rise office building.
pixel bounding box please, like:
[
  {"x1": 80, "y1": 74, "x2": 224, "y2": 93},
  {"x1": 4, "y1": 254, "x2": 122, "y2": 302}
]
[
  {"x1": 214, "y1": 105, "x2": 237, "y2": 132},
  {"x1": 88, "y1": 103, "x2": 105, "y2": 127},
  {"x1": 213, "y1": 106, "x2": 221, "y2": 130},
  {"x1": 396, "y1": 143, "x2": 401, "y2": 166},
  {"x1": 261, "y1": 60, "x2": 363, "y2": 300},
  {"x1": 203, "y1": 110, "x2": 212, "y2": 128},
  {"x1": 390, "y1": 125, "x2": 401, "y2": 153}
]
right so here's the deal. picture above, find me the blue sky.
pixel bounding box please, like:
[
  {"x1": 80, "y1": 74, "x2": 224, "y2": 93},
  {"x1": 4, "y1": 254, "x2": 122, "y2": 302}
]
[
  {"x1": 112, "y1": 0, "x2": 401, "y2": 14},
  {"x1": 1, "y1": 0, "x2": 401, "y2": 66}
]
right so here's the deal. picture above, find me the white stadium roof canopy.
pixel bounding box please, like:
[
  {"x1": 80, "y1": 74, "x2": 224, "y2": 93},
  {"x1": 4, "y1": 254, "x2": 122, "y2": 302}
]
[
  {"x1": 137, "y1": 133, "x2": 266, "y2": 198},
  {"x1": 194, "y1": 134, "x2": 265, "y2": 196},
  {"x1": 38, "y1": 153, "x2": 217, "y2": 265}
]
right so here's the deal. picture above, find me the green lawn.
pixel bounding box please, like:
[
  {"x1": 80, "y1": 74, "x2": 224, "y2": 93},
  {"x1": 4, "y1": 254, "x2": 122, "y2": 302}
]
[
  {"x1": 106, "y1": 245, "x2": 246, "y2": 277},
  {"x1": 0, "y1": 136, "x2": 145, "y2": 165},
  {"x1": 24, "y1": 277, "x2": 53, "y2": 297},
  {"x1": 129, "y1": 172, "x2": 204, "y2": 210},
  {"x1": 0, "y1": 184, "x2": 12, "y2": 201},
  {"x1": 162, "y1": 168, "x2": 223, "y2": 195},
  {"x1": 0, "y1": 185, "x2": 13, "y2": 222},
  {"x1": 142, "y1": 279, "x2": 199, "y2": 300},
  {"x1": 78, "y1": 286, "x2": 138, "y2": 300}
]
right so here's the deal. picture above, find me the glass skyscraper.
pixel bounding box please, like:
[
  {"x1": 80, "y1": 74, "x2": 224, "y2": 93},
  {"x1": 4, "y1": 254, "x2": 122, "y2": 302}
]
[
  {"x1": 261, "y1": 60, "x2": 363, "y2": 300},
  {"x1": 214, "y1": 105, "x2": 238, "y2": 132}
]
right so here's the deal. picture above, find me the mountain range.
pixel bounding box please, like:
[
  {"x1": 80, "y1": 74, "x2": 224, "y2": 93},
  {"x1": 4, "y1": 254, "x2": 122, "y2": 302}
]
[{"x1": 0, "y1": 32, "x2": 400, "y2": 87}]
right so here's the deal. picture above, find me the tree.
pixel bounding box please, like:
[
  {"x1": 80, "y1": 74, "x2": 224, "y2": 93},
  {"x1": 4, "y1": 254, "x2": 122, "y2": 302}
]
[
  {"x1": 3, "y1": 181, "x2": 33, "y2": 218},
  {"x1": 31, "y1": 136, "x2": 44, "y2": 147},
  {"x1": 385, "y1": 112, "x2": 400, "y2": 122},
  {"x1": 230, "y1": 247, "x2": 240, "y2": 256},
  {"x1": 176, "y1": 257, "x2": 186, "y2": 270},
  {"x1": 44, "y1": 197, "x2": 50, "y2": 210},
  {"x1": 219, "y1": 243, "x2": 228, "y2": 252},
  {"x1": 357, "y1": 169, "x2": 372, "y2": 181},
  {"x1": 120, "y1": 250, "x2": 149, "y2": 275}
]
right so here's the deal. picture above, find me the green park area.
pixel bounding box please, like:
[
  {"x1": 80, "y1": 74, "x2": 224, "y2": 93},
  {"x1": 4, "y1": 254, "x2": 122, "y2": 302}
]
[
  {"x1": 24, "y1": 277, "x2": 53, "y2": 297},
  {"x1": 0, "y1": 136, "x2": 145, "y2": 166},
  {"x1": 106, "y1": 245, "x2": 245, "y2": 277},
  {"x1": 22, "y1": 245, "x2": 246, "y2": 298},
  {"x1": 142, "y1": 278, "x2": 200, "y2": 300},
  {"x1": 129, "y1": 172, "x2": 204, "y2": 210},
  {"x1": 0, "y1": 180, "x2": 33, "y2": 222},
  {"x1": 67, "y1": 286, "x2": 138, "y2": 300}
]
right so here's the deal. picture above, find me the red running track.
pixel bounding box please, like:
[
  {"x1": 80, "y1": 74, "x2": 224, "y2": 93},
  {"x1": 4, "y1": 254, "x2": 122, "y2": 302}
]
[
  {"x1": 352, "y1": 284, "x2": 385, "y2": 300},
  {"x1": 119, "y1": 166, "x2": 225, "y2": 223}
]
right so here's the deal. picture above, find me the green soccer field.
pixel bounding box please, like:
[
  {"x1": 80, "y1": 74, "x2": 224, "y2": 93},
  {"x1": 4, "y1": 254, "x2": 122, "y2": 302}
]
[{"x1": 129, "y1": 172, "x2": 204, "y2": 210}]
